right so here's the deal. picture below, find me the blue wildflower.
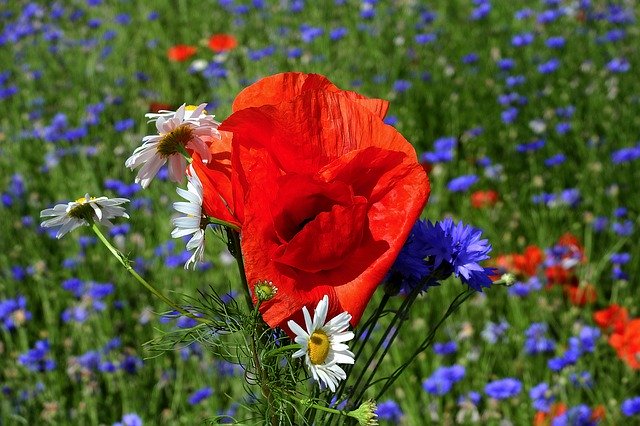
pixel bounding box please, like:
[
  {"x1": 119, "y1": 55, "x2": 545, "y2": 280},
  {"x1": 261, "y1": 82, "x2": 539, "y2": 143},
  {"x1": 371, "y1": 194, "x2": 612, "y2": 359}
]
[
  {"x1": 18, "y1": 339, "x2": 56, "y2": 372},
  {"x1": 422, "y1": 136, "x2": 457, "y2": 163},
  {"x1": 484, "y1": 378, "x2": 522, "y2": 400},
  {"x1": 524, "y1": 323, "x2": 556, "y2": 355},
  {"x1": 530, "y1": 382, "x2": 554, "y2": 412},
  {"x1": 113, "y1": 413, "x2": 143, "y2": 426},
  {"x1": 433, "y1": 341, "x2": 458, "y2": 356},
  {"x1": 422, "y1": 365, "x2": 465, "y2": 396},
  {"x1": 551, "y1": 405, "x2": 598, "y2": 426},
  {"x1": 447, "y1": 174, "x2": 478, "y2": 192},
  {"x1": 188, "y1": 387, "x2": 213, "y2": 405},
  {"x1": 622, "y1": 396, "x2": 640, "y2": 417},
  {"x1": 376, "y1": 399, "x2": 403, "y2": 422}
]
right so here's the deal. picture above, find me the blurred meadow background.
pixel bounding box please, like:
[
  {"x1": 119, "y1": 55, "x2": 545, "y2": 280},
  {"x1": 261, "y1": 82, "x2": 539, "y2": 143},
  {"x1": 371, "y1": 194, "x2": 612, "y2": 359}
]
[{"x1": 1, "y1": 0, "x2": 640, "y2": 424}]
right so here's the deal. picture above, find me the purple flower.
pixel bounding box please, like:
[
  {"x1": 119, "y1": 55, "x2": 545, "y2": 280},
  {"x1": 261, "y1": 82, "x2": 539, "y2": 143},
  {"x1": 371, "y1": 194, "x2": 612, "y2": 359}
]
[
  {"x1": 113, "y1": 413, "x2": 143, "y2": 426},
  {"x1": 538, "y1": 58, "x2": 560, "y2": 74},
  {"x1": 114, "y1": 118, "x2": 134, "y2": 132},
  {"x1": 611, "y1": 145, "x2": 640, "y2": 164},
  {"x1": 607, "y1": 58, "x2": 630, "y2": 73},
  {"x1": 415, "y1": 33, "x2": 437, "y2": 44},
  {"x1": 393, "y1": 79, "x2": 412, "y2": 93},
  {"x1": 422, "y1": 137, "x2": 457, "y2": 163},
  {"x1": 423, "y1": 365, "x2": 466, "y2": 396},
  {"x1": 329, "y1": 27, "x2": 347, "y2": 41},
  {"x1": 447, "y1": 174, "x2": 478, "y2": 192},
  {"x1": 622, "y1": 396, "x2": 640, "y2": 417},
  {"x1": 188, "y1": 387, "x2": 213, "y2": 405},
  {"x1": 524, "y1": 323, "x2": 556, "y2": 355},
  {"x1": 18, "y1": 339, "x2": 56, "y2": 372},
  {"x1": 545, "y1": 36, "x2": 566, "y2": 48},
  {"x1": 497, "y1": 58, "x2": 515, "y2": 71},
  {"x1": 484, "y1": 378, "x2": 522, "y2": 400},
  {"x1": 511, "y1": 32, "x2": 534, "y2": 47},
  {"x1": 376, "y1": 399, "x2": 403, "y2": 422},
  {"x1": 433, "y1": 341, "x2": 458, "y2": 355},
  {"x1": 551, "y1": 405, "x2": 597, "y2": 426},
  {"x1": 544, "y1": 153, "x2": 566, "y2": 167},
  {"x1": 530, "y1": 382, "x2": 554, "y2": 412}
]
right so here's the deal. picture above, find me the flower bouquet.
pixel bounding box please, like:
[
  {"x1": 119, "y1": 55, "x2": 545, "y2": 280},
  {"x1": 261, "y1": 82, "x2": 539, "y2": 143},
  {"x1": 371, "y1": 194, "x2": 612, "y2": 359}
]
[{"x1": 41, "y1": 72, "x2": 503, "y2": 424}]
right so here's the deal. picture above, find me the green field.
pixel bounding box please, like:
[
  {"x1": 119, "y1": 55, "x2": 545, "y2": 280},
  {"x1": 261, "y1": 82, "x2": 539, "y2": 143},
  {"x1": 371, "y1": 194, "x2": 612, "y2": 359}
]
[{"x1": 1, "y1": 1, "x2": 639, "y2": 425}]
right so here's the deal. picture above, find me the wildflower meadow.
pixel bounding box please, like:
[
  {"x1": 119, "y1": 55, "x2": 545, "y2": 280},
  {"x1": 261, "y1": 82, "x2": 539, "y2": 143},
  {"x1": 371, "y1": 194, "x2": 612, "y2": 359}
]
[{"x1": 2, "y1": 1, "x2": 640, "y2": 425}]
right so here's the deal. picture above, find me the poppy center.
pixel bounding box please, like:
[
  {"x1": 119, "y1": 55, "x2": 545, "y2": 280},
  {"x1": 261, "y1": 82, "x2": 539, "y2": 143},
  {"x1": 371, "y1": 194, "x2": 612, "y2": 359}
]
[
  {"x1": 308, "y1": 330, "x2": 330, "y2": 365},
  {"x1": 157, "y1": 124, "x2": 194, "y2": 157}
]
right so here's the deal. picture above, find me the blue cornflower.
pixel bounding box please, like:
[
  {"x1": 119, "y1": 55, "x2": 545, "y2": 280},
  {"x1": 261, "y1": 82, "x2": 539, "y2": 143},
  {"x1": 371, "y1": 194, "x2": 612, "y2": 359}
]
[
  {"x1": 462, "y1": 53, "x2": 479, "y2": 64},
  {"x1": 120, "y1": 355, "x2": 143, "y2": 374},
  {"x1": 511, "y1": 32, "x2": 534, "y2": 47},
  {"x1": 433, "y1": 341, "x2": 457, "y2": 355},
  {"x1": 300, "y1": 24, "x2": 323, "y2": 43},
  {"x1": 516, "y1": 139, "x2": 546, "y2": 153},
  {"x1": 607, "y1": 58, "x2": 630, "y2": 73},
  {"x1": 545, "y1": 153, "x2": 566, "y2": 167},
  {"x1": 0, "y1": 296, "x2": 32, "y2": 330},
  {"x1": 501, "y1": 107, "x2": 518, "y2": 123},
  {"x1": 612, "y1": 220, "x2": 633, "y2": 236},
  {"x1": 18, "y1": 339, "x2": 56, "y2": 372},
  {"x1": 622, "y1": 396, "x2": 640, "y2": 417},
  {"x1": 415, "y1": 33, "x2": 437, "y2": 44},
  {"x1": 614, "y1": 207, "x2": 627, "y2": 217},
  {"x1": 497, "y1": 58, "x2": 515, "y2": 71},
  {"x1": 393, "y1": 79, "x2": 412, "y2": 93},
  {"x1": 569, "y1": 371, "x2": 593, "y2": 389},
  {"x1": 546, "y1": 36, "x2": 566, "y2": 49},
  {"x1": 551, "y1": 405, "x2": 597, "y2": 426},
  {"x1": 422, "y1": 365, "x2": 465, "y2": 395},
  {"x1": 556, "y1": 122, "x2": 571, "y2": 135},
  {"x1": 113, "y1": 413, "x2": 143, "y2": 426},
  {"x1": 448, "y1": 174, "x2": 479, "y2": 192},
  {"x1": 484, "y1": 378, "x2": 522, "y2": 400},
  {"x1": 188, "y1": 387, "x2": 213, "y2": 405},
  {"x1": 470, "y1": 3, "x2": 491, "y2": 20},
  {"x1": 538, "y1": 58, "x2": 560, "y2": 74},
  {"x1": 422, "y1": 136, "x2": 457, "y2": 163},
  {"x1": 376, "y1": 399, "x2": 403, "y2": 422},
  {"x1": 505, "y1": 75, "x2": 526, "y2": 87},
  {"x1": 114, "y1": 118, "x2": 134, "y2": 132},
  {"x1": 480, "y1": 321, "x2": 510, "y2": 345},
  {"x1": 530, "y1": 382, "x2": 554, "y2": 412},
  {"x1": 329, "y1": 27, "x2": 347, "y2": 41},
  {"x1": 524, "y1": 323, "x2": 556, "y2": 355},
  {"x1": 610, "y1": 253, "x2": 631, "y2": 264},
  {"x1": 611, "y1": 145, "x2": 640, "y2": 164}
]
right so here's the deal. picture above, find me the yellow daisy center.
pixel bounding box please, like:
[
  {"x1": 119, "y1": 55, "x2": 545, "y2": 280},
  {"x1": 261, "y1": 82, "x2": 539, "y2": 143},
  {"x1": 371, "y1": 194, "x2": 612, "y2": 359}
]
[
  {"x1": 308, "y1": 330, "x2": 331, "y2": 365},
  {"x1": 74, "y1": 196, "x2": 96, "y2": 204},
  {"x1": 157, "y1": 124, "x2": 194, "y2": 158},
  {"x1": 185, "y1": 104, "x2": 207, "y2": 114}
]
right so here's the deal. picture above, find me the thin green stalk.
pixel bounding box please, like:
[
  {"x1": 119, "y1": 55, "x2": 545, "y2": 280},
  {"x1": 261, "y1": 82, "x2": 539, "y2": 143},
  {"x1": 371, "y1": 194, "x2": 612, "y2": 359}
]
[
  {"x1": 90, "y1": 222, "x2": 210, "y2": 325},
  {"x1": 374, "y1": 289, "x2": 474, "y2": 400},
  {"x1": 226, "y1": 229, "x2": 255, "y2": 312}
]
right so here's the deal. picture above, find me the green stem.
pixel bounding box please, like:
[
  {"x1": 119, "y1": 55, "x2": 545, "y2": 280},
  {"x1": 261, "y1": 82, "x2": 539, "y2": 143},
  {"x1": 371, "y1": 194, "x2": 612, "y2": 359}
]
[
  {"x1": 226, "y1": 229, "x2": 254, "y2": 312},
  {"x1": 90, "y1": 222, "x2": 210, "y2": 325},
  {"x1": 263, "y1": 344, "x2": 301, "y2": 359}
]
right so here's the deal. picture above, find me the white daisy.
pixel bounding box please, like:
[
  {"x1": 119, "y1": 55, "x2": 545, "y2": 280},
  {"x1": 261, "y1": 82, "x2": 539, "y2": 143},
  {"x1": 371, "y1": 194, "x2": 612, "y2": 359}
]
[
  {"x1": 288, "y1": 295, "x2": 355, "y2": 392},
  {"x1": 171, "y1": 165, "x2": 207, "y2": 269},
  {"x1": 125, "y1": 103, "x2": 220, "y2": 188},
  {"x1": 40, "y1": 194, "x2": 129, "y2": 239}
]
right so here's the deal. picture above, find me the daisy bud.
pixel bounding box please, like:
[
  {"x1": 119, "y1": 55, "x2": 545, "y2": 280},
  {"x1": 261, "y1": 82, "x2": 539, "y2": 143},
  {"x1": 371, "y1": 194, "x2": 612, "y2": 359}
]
[
  {"x1": 255, "y1": 280, "x2": 278, "y2": 302},
  {"x1": 348, "y1": 400, "x2": 379, "y2": 426}
]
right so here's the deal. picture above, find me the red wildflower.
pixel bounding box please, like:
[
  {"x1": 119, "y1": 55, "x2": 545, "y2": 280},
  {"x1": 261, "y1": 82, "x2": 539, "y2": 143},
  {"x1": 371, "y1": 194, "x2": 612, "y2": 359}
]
[
  {"x1": 148, "y1": 102, "x2": 174, "y2": 113},
  {"x1": 470, "y1": 189, "x2": 499, "y2": 208},
  {"x1": 545, "y1": 265, "x2": 571, "y2": 286},
  {"x1": 533, "y1": 403, "x2": 567, "y2": 426},
  {"x1": 514, "y1": 245, "x2": 544, "y2": 277},
  {"x1": 207, "y1": 34, "x2": 238, "y2": 52},
  {"x1": 167, "y1": 44, "x2": 197, "y2": 62},
  {"x1": 609, "y1": 319, "x2": 640, "y2": 369},
  {"x1": 219, "y1": 72, "x2": 429, "y2": 333},
  {"x1": 593, "y1": 304, "x2": 629, "y2": 334},
  {"x1": 563, "y1": 283, "x2": 597, "y2": 306}
]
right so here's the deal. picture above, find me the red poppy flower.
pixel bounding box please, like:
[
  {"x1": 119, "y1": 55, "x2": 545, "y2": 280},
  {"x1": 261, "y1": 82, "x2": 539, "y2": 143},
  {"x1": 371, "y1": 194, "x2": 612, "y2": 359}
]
[
  {"x1": 207, "y1": 34, "x2": 238, "y2": 52},
  {"x1": 219, "y1": 72, "x2": 429, "y2": 332},
  {"x1": 167, "y1": 44, "x2": 197, "y2": 62},
  {"x1": 148, "y1": 102, "x2": 174, "y2": 113},
  {"x1": 563, "y1": 283, "x2": 597, "y2": 306},
  {"x1": 594, "y1": 304, "x2": 629, "y2": 334},
  {"x1": 514, "y1": 245, "x2": 544, "y2": 277},
  {"x1": 609, "y1": 319, "x2": 640, "y2": 369},
  {"x1": 470, "y1": 189, "x2": 499, "y2": 208},
  {"x1": 190, "y1": 132, "x2": 241, "y2": 229},
  {"x1": 533, "y1": 403, "x2": 567, "y2": 426}
]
